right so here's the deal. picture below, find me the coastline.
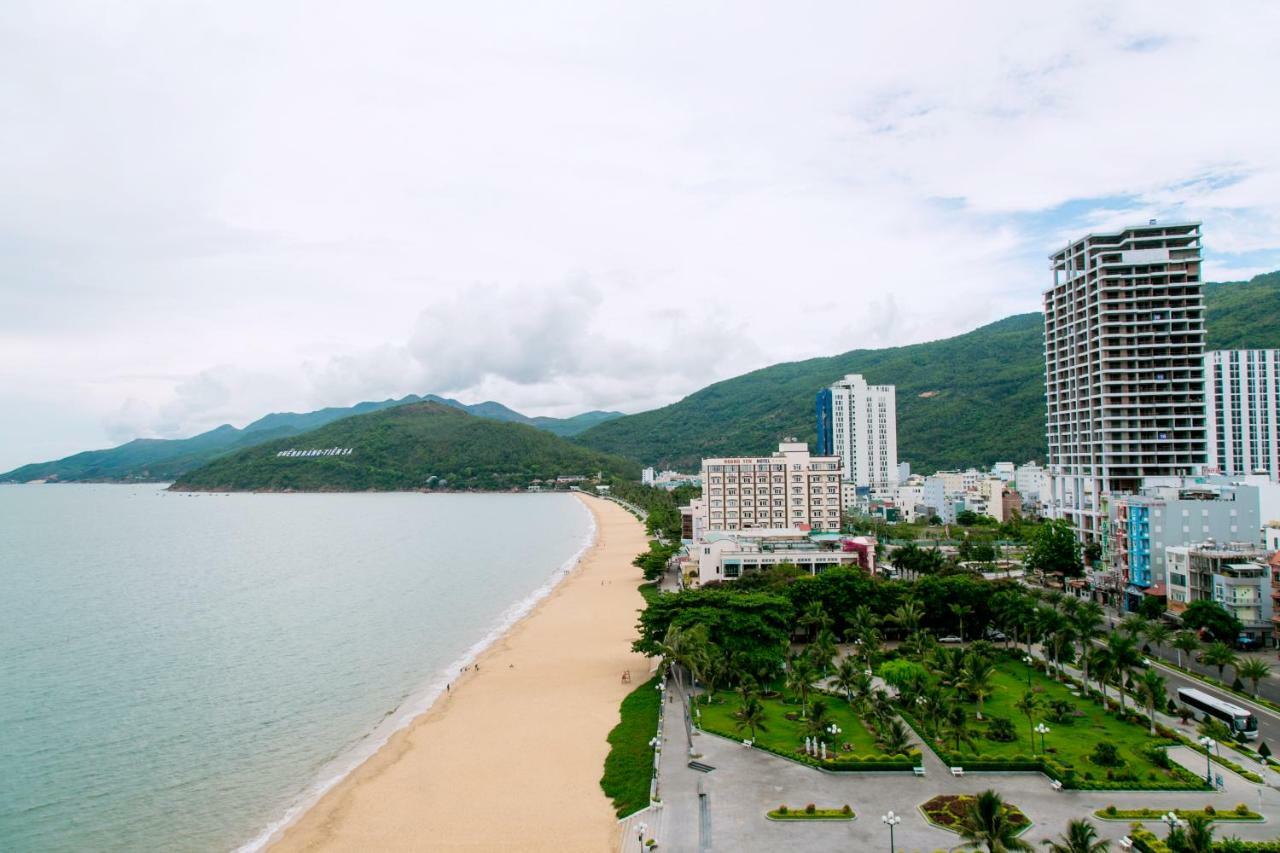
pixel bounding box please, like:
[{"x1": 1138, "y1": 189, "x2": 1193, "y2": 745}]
[{"x1": 266, "y1": 494, "x2": 651, "y2": 852}]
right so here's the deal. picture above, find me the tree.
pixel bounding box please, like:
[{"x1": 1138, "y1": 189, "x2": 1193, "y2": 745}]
[
  {"x1": 877, "y1": 716, "x2": 915, "y2": 755},
  {"x1": 1104, "y1": 631, "x2": 1142, "y2": 711},
  {"x1": 880, "y1": 658, "x2": 930, "y2": 696},
  {"x1": 951, "y1": 602, "x2": 973, "y2": 640},
  {"x1": 957, "y1": 789, "x2": 1034, "y2": 852},
  {"x1": 785, "y1": 655, "x2": 819, "y2": 719},
  {"x1": 1168, "y1": 813, "x2": 1214, "y2": 853},
  {"x1": 1143, "y1": 622, "x2": 1173, "y2": 652},
  {"x1": 960, "y1": 657, "x2": 997, "y2": 720},
  {"x1": 889, "y1": 600, "x2": 924, "y2": 637},
  {"x1": 1136, "y1": 669, "x2": 1168, "y2": 736},
  {"x1": 833, "y1": 656, "x2": 862, "y2": 705},
  {"x1": 1041, "y1": 818, "x2": 1110, "y2": 853},
  {"x1": 733, "y1": 695, "x2": 767, "y2": 741},
  {"x1": 1071, "y1": 601, "x2": 1105, "y2": 685},
  {"x1": 1180, "y1": 600, "x2": 1242, "y2": 644},
  {"x1": 1137, "y1": 594, "x2": 1166, "y2": 621},
  {"x1": 1237, "y1": 658, "x2": 1271, "y2": 697},
  {"x1": 1014, "y1": 689, "x2": 1043, "y2": 752},
  {"x1": 797, "y1": 601, "x2": 832, "y2": 642},
  {"x1": 1120, "y1": 613, "x2": 1148, "y2": 639},
  {"x1": 1201, "y1": 641, "x2": 1240, "y2": 683},
  {"x1": 633, "y1": 589, "x2": 794, "y2": 679},
  {"x1": 1024, "y1": 519, "x2": 1083, "y2": 578},
  {"x1": 1171, "y1": 631, "x2": 1200, "y2": 669},
  {"x1": 807, "y1": 627, "x2": 838, "y2": 675},
  {"x1": 654, "y1": 624, "x2": 706, "y2": 695},
  {"x1": 941, "y1": 702, "x2": 977, "y2": 752}
]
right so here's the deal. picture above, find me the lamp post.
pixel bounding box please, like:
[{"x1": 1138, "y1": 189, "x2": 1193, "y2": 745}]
[
  {"x1": 1035, "y1": 722, "x2": 1050, "y2": 755},
  {"x1": 881, "y1": 810, "x2": 902, "y2": 853},
  {"x1": 1164, "y1": 811, "x2": 1184, "y2": 836},
  {"x1": 1198, "y1": 736, "x2": 1215, "y2": 785},
  {"x1": 1022, "y1": 655, "x2": 1033, "y2": 687},
  {"x1": 637, "y1": 822, "x2": 647, "y2": 852}
]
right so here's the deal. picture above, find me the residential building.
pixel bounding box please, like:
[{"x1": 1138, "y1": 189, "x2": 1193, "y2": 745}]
[
  {"x1": 700, "y1": 440, "x2": 844, "y2": 533},
  {"x1": 897, "y1": 461, "x2": 911, "y2": 483},
  {"x1": 1043, "y1": 221, "x2": 1207, "y2": 540},
  {"x1": 642, "y1": 466, "x2": 656, "y2": 485},
  {"x1": 1165, "y1": 541, "x2": 1272, "y2": 645},
  {"x1": 816, "y1": 374, "x2": 898, "y2": 490},
  {"x1": 992, "y1": 461, "x2": 1016, "y2": 481},
  {"x1": 1205, "y1": 349, "x2": 1280, "y2": 479},
  {"x1": 1108, "y1": 481, "x2": 1261, "y2": 611},
  {"x1": 1014, "y1": 461, "x2": 1047, "y2": 502},
  {"x1": 694, "y1": 529, "x2": 875, "y2": 583},
  {"x1": 679, "y1": 497, "x2": 708, "y2": 544}
]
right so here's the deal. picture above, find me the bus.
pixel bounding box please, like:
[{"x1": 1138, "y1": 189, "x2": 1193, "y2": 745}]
[{"x1": 1177, "y1": 687, "x2": 1259, "y2": 739}]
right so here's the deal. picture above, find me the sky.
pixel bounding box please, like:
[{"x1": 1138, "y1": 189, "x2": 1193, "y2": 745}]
[{"x1": 3, "y1": 1, "x2": 1280, "y2": 471}]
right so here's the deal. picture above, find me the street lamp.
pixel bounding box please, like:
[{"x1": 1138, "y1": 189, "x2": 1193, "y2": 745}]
[
  {"x1": 1198, "y1": 736, "x2": 1215, "y2": 785},
  {"x1": 1022, "y1": 655, "x2": 1033, "y2": 687},
  {"x1": 881, "y1": 810, "x2": 902, "y2": 853},
  {"x1": 636, "y1": 822, "x2": 647, "y2": 852},
  {"x1": 1035, "y1": 722, "x2": 1051, "y2": 755},
  {"x1": 1164, "y1": 811, "x2": 1184, "y2": 835}
]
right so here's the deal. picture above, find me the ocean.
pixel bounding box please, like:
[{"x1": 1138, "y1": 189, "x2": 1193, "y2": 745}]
[{"x1": 0, "y1": 484, "x2": 595, "y2": 852}]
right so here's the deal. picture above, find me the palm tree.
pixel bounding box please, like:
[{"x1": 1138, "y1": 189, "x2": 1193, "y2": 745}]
[
  {"x1": 1201, "y1": 641, "x2": 1239, "y2": 683},
  {"x1": 1174, "y1": 813, "x2": 1215, "y2": 853},
  {"x1": 1072, "y1": 602, "x2": 1105, "y2": 685},
  {"x1": 1104, "y1": 631, "x2": 1141, "y2": 711},
  {"x1": 797, "y1": 601, "x2": 831, "y2": 642},
  {"x1": 1171, "y1": 631, "x2": 1200, "y2": 669},
  {"x1": 1120, "y1": 613, "x2": 1148, "y2": 639},
  {"x1": 960, "y1": 656, "x2": 997, "y2": 720},
  {"x1": 877, "y1": 716, "x2": 914, "y2": 755},
  {"x1": 957, "y1": 789, "x2": 1034, "y2": 852},
  {"x1": 785, "y1": 654, "x2": 819, "y2": 719},
  {"x1": 733, "y1": 695, "x2": 767, "y2": 741},
  {"x1": 808, "y1": 627, "x2": 838, "y2": 675},
  {"x1": 951, "y1": 602, "x2": 973, "y2": 641},
  {"x1": 1091, "y1": 647, "x2": 1113, "y2": 702},
  {"x1": 804, "y1": 699, "x2": 833, "y2": 742},
  {"x1": 941, "y1": 702, "x2": 977, "y2": 752},
  {"x1": 890, "y1": 600, "x2": 924, "y2": 637},
  {"x1": 1238, "y1": 658, "x2": 1271, "y2": 697},
  {"x1": 1014, "y1": 689, "x2": 1043, "y2": 752},
  {"x1": 833, "y1": 656, "x2": 861, "y2": 705},
  {"x1": 656, "y1": 624, "x2": 705, "y2": 695},
  {"x1": 1144, "y1": 622, "x2": 1173, "y2": 655},
  {"x1": 1136, "y1": 668, "x2": 1168, "y2": 736},
  {"x1": 1041, "y1": 818, "x2": 1109, "y2": 852}
]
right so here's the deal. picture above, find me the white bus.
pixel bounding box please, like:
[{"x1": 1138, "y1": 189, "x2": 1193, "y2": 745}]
[{"x1": 1177, "y1": 687, "x2": 1259, "y2": 739}]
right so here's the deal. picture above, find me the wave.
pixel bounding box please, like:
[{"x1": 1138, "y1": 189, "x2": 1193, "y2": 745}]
[{"x1": 233, "y1": 496, "x2": 598, "y2": 852}]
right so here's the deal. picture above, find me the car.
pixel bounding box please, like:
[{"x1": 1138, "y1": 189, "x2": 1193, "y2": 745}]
[
  {"x1": 939, "y1": 635, "x2": 963, "y2": 644},
  {"x1": 985, "y1": 629, "x2": 1007, "y2": 641}
]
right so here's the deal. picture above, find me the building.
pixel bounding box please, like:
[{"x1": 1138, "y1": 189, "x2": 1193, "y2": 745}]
[
  {"x1": 642, "y1": 467, "x2": 656, "y2": 485},
  {"x1": 1014, "y1": 461, "x2": 1046, "y2": 502},
  {"x1": 992, "y1": 461, "x2": 1016, "y2": 481},
  {"x1": 700, "y1": 440, "x2": 844, "y2": 532},
  {"x1": 694, "y1": 528, "x2": 875, "y2": 583},
  {"x1": 1109, "y1": 482, "x2": 1261, "y2": 611},
  {"x1": 816, "y1": 374, "x2": 898, "y2": 491},
  {"x1": 1165, "y1": 541, "x2": 1273, "y2": 645},
  {"x1": 1043, "y1": 221, "x2": 1207, "y2": 540},
  {"x1": 1205, "y1": 349, "x2": 1280, "y2": 480}
]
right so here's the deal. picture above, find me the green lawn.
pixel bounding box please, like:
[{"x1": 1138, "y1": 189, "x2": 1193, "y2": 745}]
[
  {"x1": 698, "y1": 689, "x2": 883, "y2": 756},
  {"x1": 908, "y1": 657, "x2": 1199, "y2": 788},
  {"x1": 600, "y1": 674, "x2": 662, "y2": 816}
]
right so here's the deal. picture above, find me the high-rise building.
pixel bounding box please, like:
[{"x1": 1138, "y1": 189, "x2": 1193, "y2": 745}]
[
  {"x1": 1043, "y1": 221, "x2": 1207, "y2": 538},
  {"x1": 1205, "y1": 349, "x2": 1280, "y2": 479},
  {"x1": 700, "y1": 441, "x2": 844, "y2": 532},
  {"x1": 815, "y1": 374, "x2": 897, "y2": 491}
]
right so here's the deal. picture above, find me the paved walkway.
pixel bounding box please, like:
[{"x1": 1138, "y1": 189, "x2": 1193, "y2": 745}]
[{"x1": 640, "y1": 650, "x2": 1280, "y2": 852}]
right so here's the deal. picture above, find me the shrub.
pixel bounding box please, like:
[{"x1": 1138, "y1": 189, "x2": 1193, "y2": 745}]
[
  {"x1": 1236, "y1": 803, "x2": 1251, "y2": 815},
  {"x1": 805, "y1": 803, "x2": 816, "y2": 815},
  {"x1": 1204, "y1": 804, "x2": 1215, "y2": 815},
  {"x1": 841, "y1": 804, "x2": 852, "y2": 815},
  {"x1": 1091, "y1": 741, "x2": 1122, "y2": 767},
  {"x1": 1106, "y1": 804, "x2": 1118, "y2": 816},
  {"x1": 986, "y1": 717, "x2": 1017, "y2": 741},
  {"x1": 778, "y1": 805, "x2": 788, "y2": 815}
]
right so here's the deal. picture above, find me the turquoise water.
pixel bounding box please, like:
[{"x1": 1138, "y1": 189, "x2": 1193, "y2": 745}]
[{"x1": 0, "y1": 485, "x2": 594, "y2": 852}]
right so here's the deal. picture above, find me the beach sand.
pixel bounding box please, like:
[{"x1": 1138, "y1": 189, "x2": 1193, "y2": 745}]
[{"x1": 270, "y1": 494, "x2": 651, "y2": 853}]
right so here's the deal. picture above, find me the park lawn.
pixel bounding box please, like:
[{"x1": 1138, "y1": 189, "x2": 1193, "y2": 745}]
[
  {"x1": 922, "y1": 658, "x2": 1189, "y2": 786},
  {"x1": 600, "y1": 674, "x2": 662, "y2": 817},
  {"x1": 698, "y1": 689, "x2": 884, "y2": 757}
]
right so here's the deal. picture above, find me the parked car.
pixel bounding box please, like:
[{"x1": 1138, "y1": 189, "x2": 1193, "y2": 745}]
[
  {"x1": 985, "y1": 628, "x2": 1007, "y2": 641},
  {"x1": 939, "y1": 635, "x2": 963, "y2": 644}
]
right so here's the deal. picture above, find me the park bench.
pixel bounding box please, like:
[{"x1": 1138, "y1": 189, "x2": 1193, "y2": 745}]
[
  {"x1": 950, "y1": 766, "x2": 964, "y2": 777},
  {"x1": 912, "y1": 766, "x2": 926, "y2": 777},
  {"x1": 1050, "y1": 780, "x2": 1063, "y2": 791},
  {"x1": 687, "y1": 760, "x2": 715, "y2": 773}
]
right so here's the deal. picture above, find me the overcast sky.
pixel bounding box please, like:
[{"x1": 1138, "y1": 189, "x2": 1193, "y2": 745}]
[{"x1": 3, "y1": 2, "x2": 1279, "y2": 471}]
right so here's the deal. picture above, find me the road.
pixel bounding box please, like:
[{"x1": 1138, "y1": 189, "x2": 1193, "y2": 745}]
[{"x1": 1145, "y1": 658, "x2": 1280, "y2": 751}]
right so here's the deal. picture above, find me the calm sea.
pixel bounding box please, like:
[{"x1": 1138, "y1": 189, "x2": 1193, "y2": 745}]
[{"x1": 0, "y1": 485, "x2": 594, "y2": 852}]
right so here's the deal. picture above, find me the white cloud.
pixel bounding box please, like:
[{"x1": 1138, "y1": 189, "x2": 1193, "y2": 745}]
[{"x1": 1, "y1": 1, "x2": 1278, "y2": 469}]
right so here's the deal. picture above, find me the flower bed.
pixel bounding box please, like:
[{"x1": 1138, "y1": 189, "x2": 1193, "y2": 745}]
[
  {"x1": 767, "y1": 804, "x2": 855, "y2": 821},
  {"x1": 919, "y1": 794, "x2": 1029, "y2": 834},
  {"x1": 1093, "y1": 804, "x2": 1262, "y2": 822}
]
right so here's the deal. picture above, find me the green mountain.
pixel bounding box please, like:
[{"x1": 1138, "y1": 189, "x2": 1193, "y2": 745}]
[
  {"x1": 574, "y1": 271, "x2": 1280, "y2": 473},
  {"x1": 1, "y1": 395, "x2": 622, "y2": 483},
  {"x1": 172, "y1": 401, "x2": 638, "y2": 491}
]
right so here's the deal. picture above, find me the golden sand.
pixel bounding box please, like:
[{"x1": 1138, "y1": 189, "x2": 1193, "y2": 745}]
[{"x1": 271, "y1": 494, "x2": 651, "y2": 852}]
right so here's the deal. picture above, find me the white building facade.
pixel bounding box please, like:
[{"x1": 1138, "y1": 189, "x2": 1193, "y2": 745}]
[
  {"x1": 700, "y1": 441, "x2": 844, "y2": 532},
  {"x1": 1205, "y1": 349, "x2": 1280, "y2": 480},
  {"x1": 818, "y1": 374, "x2": 898, "y2": 491}
]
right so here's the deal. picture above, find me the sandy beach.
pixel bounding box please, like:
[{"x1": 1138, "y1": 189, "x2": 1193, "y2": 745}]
[{"x1": 270, "y1": 494, "x2": 652, "y2": 852}]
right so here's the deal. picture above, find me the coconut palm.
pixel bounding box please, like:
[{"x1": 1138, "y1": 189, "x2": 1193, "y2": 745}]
[
  {"x1": 1136, "y1": 668, "x2": 1168, "y2": 736},
  {"x1": 890, "y1": 600, "x2": 924, "y2": 637},
  {"x1": 804, "y1": 699, "x2": 833, "y2": 742},
  {"x1": 1014, "y1": 689, "x2": 1043, "y2": 751},
  {"x1": 933, "y1": 645, "x2": 969, "y2": 689},
  {"x1": 1072, "y1": 601, "x2": 1105, "y2": 685},
  {"x1": 1171, "y1": 631, "x2": 1200, "y2": 669},
  {"x1": 733, "y1": 695, "x2": 767, "y2": 741},
  {"x1": 1119, "y1": 613, "x2": 1149, "y2": 639},
  {"x1": 960, "y1": 656, "x2": 997, "y2": 720},
  {"x1": 807, "y1": 627, "x2": 838, "y2": 675},
  {"x1": 797, "y1": 601, "x2": 832, "y2": 642},
  {"x1": 1104, "y1": 631, "x2": 1141, "y2": 711},
  {"x1": 785, "y1": 654, "x2": 819, "y2": 719},
  {"x1": 1173, "y1": 813, "x2": 1215, "y2": 853},
  {"x1": 877, "y1": 716, "x2": 915, "y2": 755},
  {"x1": 1041, "y1": 818, "x2": 1110, "y2": 852},
  {"x1": 951, "y1": 602, "x2": 973, "y2": 641},
  {"x1": 1144, "y1": 622, "x2": 1173, "y2": 654},
  {"x1": 1201, "y1": 641, "x2": 1239, "y2": 683},
  {"x1": 1238, "y1": 658, "x2": 1271, "y2": 697},
  {"x1": 941, "y1": 702, "x2": 978, "y2": 752},
  {"x1": 833, "y1": 656, "x2": 862, "y2": 705},
  {"x1": 656, "y1": 623, "x2": 706, "y2": 695},
  {"x1": 957, "y1": 789, "x2": 1034, "y2": 852}
]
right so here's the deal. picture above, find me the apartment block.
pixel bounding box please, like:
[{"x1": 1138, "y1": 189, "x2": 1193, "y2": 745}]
[
  {"x1": 816, "y1": 374, "x2": 898, "y2": 491},
  {"x1": 1205, "y1": 349, "x2": 1280, "y2": 479},
  {"x1": 1165, "y1": 541, "x2": 1272, "y2": 645},
  {"x1": 700, "y1": 441, "x2": 844, "y2": 532},
  {"x1": 1044, "y1": 221, "x2": 1207, "y2": 539}
]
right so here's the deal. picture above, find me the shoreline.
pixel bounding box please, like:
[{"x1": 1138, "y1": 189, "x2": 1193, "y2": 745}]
[{"x1": 266, "y1": 494, "x2": 651, "y2": 852}]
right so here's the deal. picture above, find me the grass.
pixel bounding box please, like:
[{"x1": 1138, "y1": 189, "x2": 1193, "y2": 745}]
[
  {"x1": 698, "y1": 688, "x2": 885, "y2": 757},
  {"x1": 638, "y1": 581, "x2": 662, "y2": 607},
  {"x1": 600, "y1": 674, "x2": 662, "y2": 817},
  {"x1": 1094, "y1": 805, "x2": 1262, "y2": 822},
  {"x1": 912, "y1": 657, "x2": 1198, "y2": 787},
  {"x1": 767, "y1": 805, "x2": 855, "y2": 821},
  {"x1": 919, "y1": 794, "x2": 1029, "y2": 834}
]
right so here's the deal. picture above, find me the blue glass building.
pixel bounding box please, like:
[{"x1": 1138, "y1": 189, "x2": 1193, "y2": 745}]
[{"x1": 815, "y1": 388, "x2": 833, "y2": 456}]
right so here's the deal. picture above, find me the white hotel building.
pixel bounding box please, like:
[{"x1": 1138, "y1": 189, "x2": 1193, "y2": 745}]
[
  {"x1": 816, "y1": 374, "x2": 898, "y2": 491},
  {"x1": 700, "y1": 441, "x2": 844, "y2": 532},
  {"x1": 1205, "y1": 349, "x2": 1280, "y2": 480}
]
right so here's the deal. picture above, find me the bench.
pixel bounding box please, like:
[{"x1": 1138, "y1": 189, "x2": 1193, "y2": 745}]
[
  {"x1": 1118, "y1": 837, "x2": 1133, "y2": 851},
  {"x1": 950, "y1": 766, "x2": 964, "y2": 777},
  {"x1": 1050, "y1": 780, "x2": 1063, "y2": 791},
  {"x1": 912, "y1": 766, "x2": 926, "y2": 777},
  {"x1": 687, "y1": 760, "x2": 716, "y2": 773}
]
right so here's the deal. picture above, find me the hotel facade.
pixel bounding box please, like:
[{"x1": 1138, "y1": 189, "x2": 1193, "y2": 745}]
[
  {"x1": 1205, "y1": 349, "x2": 1280, "y2": 479},
  {"x1": 816, "y1": 373, "x2": 898, "y2": 491},
  {"x1": 700, "y1": 440, "x2": 844, "y2": 532}
]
